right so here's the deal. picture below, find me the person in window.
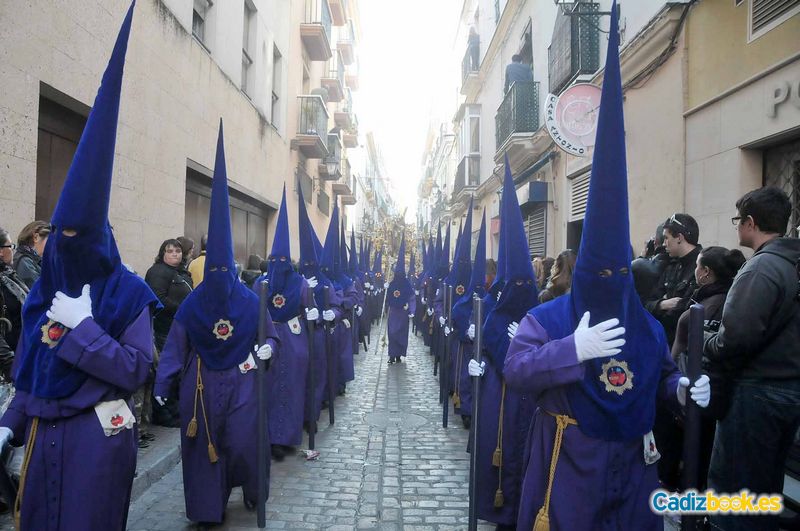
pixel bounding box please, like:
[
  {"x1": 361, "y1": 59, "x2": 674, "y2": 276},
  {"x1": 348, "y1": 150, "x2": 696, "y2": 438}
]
[
  {"x1": 0, "y1": 228, "x2": 28, "y2": 381},
  {"x1": 13, "y1": 221, "x2": 50, "y2": 289},
  {"x1": 504, "y1": 54, "x2": 533, "y2": 93}
]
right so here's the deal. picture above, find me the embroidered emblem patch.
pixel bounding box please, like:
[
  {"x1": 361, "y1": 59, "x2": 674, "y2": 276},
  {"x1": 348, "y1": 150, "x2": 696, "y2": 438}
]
[
  {"x1": 455, "y1": 285, "x2": 465, "y2": 296},
  {"x1": 393, "y1": 289, "x2": 401, "y2": 298},
  {"x1": 41, "y1": 320, "x2": 66, "y2": 348},
  {"x1": 272, "y1": 294, "x2": 286, "y2": 308},
  {"x1": 213, "y1": 319, "x2": 234, "y2": 340},
  {"x1": 599, "y1": 359, "x2": 634, "y2": 395},
  {"x1": 110, "y1": 414, "x2": 123, "y2": 427}
]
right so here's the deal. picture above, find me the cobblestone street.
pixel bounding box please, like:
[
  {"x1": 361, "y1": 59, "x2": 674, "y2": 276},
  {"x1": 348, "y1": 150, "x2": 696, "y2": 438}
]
[{"x1": 126, "y1": 327, "x2": 493, "y2": 530}]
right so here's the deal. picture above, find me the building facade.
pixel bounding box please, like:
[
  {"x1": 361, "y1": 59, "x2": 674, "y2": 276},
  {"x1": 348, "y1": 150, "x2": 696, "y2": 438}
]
[{"x1": 1, "y1": 0, "x2": 363, "y2": 273}]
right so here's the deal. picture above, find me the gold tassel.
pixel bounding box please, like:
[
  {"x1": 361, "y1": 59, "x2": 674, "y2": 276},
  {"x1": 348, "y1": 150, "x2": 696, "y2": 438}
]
[
  {"x1": 494, "y1": 488, "x2": 504, "y2": 508},
  {"x1": 533, "y1": 507, "x2": 550, "y2": 531},
  {"x1": 207, "y1": 442, "x2": 219, "y2": 463},
  {"x1": 492, "y1": 447, "x2": 502, "y2": 467},
  {"x1": 453, "y1": 393, "x2": 461, "y2": 409},
  {"x1": 186, "y1": 417, "x2": 198, "y2": 438}
]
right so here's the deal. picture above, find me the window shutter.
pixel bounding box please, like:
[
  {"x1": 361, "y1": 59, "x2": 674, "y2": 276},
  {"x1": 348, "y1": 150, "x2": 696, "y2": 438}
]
[{"x1": 570, "y1": 171, "x2": 591, "y2": 222}]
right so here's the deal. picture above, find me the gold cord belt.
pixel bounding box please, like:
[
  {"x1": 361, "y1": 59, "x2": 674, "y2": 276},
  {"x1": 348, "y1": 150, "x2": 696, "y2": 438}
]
[{"x1": 533, "y1": 411, "x2": 578, "y2": 531}]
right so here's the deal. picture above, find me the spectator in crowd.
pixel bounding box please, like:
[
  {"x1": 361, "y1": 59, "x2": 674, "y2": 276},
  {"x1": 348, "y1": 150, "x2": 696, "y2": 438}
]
[
  {"x1": 144, "y1": 239, "x2": 193, "y2": 431},
  {"x1": 0, "y1": 228, "x2": 27, "y2": 381},
  {"x1": 13, "y1": 220, "x2": 50, "y2": 288},
  {"x1": 540, "y1": 256, "x2": 555, "y2": 288},
  {"x1": 177, "y1": 235, "x2": 195, "y2": 267},
  {"x1": 632, "y1": 222, "x2": 669, "y2": 303},
  {"x1": 240, "y1": 254, "x2": 263, "y2": 288},
  {"x1": 644, "y1": 213, "x2": 702, "y2": 490},
  {"x1": 188, "y1": 233, "x2": 207, "y2": 287},
  {"x1": 504, "y1": 54, "x2": 533, "y2": 93},
  {"x1": 645, "y1": 214, "x2": 702, "y2": 345},
  {"x1": 532, "y1": 257, "x2": 544, "y2": 289},
  {"x1": 485, "y1": 258, "x2": 497, "y2": 289},
  {"x1": 669, "y1": 246, "x2": 746, "y2": 493},
  {"x1": 538, "y1": 249, "x2": 577, "y2": 303},
  {"x1": 705, "y1": 187, "x2": 800, "y2": 531}
]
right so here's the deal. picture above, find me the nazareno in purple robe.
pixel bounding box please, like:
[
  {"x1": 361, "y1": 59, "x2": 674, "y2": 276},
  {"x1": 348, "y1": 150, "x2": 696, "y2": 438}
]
[
  {"x1": 387, "y1": 295, "x2": 415, "y2": 358},
  {"x1": 472, "y1": 353, "x2": 536, "y2": 527},
  {"x1": 0, "y1": 309, "x2": 153, "y2": 531},
  {"x1": 266, "y1": 283, "x2": 310, "y2": 447},
  {"x1": 503, "y1": 314, "x2": 682, "y2": 531},
  {"x1": 154, "y1": 320, "x2": 277, "y2": 524},
  {"x1": 335, "y1": 283, "x2": 357, "y2": 385}
]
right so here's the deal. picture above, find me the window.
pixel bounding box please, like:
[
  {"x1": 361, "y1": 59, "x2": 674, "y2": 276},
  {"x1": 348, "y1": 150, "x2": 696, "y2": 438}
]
[
  {"x1": 271, "y1": 46, "x2": 282, "y2": 130},
  {"x1": 318, "y1": 187, "x2": 330, "y2": 216},
  {"x1": 763, "y1": 138, "x2": 800, "y2": 238},
  {"x1": 749, "y1": 0, "x2": 800, "y2": 41},
  {"x1": 525, "y1": 206, "x2": 547, "y2": 258},
  {"x1": 569, "y1": 170, "x2": 591, "y2": 222},
  {"x1": 241, "y1": 0, "x2": 256, "y2": 96},
  {"x1": 193, "y1": 0, "x2": 212, "y2": 44},
  {"x1": 548, "y1": 3, "x2": 600, "y2": 95},
  {"x1": 297, "y1": 158, "x2": 313, "y2": 204}
]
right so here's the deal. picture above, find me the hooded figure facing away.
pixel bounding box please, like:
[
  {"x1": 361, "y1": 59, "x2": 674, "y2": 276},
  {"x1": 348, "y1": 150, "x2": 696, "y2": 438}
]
[
  {"x1": 502, "y1": 5, "x2": 710, "y2": 529},
  {"x1": 154, "y1": 122, "x2": 279, "y2": 524},
  {"x1": 0, "y1": 4, "x2": 162, "y2": 529},
  {"x1": 386, "y1": 234, "x2": 415, "y2": 364}
]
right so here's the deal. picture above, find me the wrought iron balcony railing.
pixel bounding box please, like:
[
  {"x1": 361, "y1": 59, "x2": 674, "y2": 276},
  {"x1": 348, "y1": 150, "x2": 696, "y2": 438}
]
[
  {"x1": 453, "y1": 155, "x2": 480, "y2": 198},
  {"x1": 495, "y1": 81, "x2": 540, "y2": 149}
]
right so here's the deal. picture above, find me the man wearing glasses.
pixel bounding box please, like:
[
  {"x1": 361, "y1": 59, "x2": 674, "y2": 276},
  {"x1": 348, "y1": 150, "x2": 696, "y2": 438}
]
[{"x1": 705, "y1": 187, "x2": 800, "y2": 531}]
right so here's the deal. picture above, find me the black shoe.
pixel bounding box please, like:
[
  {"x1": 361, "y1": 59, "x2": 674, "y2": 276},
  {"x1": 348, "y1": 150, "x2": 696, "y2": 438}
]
[
  {"x1": 387, "y1": 358, "x2": 395, "y2": 365},
  {"x1": 140, "y1": 431, "x2": 156, "y2": 441},
  {"x1": 396, "y1": 357, "x2": 402, "y2": 363},
  {"x1": 137, "y1": 438, "x2": 150, "y2": 449},
  {"x1": 271, "y1": 444, "x2": 287, "y2": 462},
  {"x1": 461, "y1": 415, "x2": 471, "y2": 430}
]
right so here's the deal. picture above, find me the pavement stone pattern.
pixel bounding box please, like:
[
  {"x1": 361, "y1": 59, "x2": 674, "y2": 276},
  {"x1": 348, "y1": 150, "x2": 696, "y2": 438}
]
[{"x1": 125, "y1": 327, "x2": 496, "y2": 530}]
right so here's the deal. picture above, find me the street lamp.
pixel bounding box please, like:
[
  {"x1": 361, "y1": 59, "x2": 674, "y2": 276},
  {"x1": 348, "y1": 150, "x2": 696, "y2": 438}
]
[{"x1": 326, "y1": 160, "x2": 339, "y2": 176}]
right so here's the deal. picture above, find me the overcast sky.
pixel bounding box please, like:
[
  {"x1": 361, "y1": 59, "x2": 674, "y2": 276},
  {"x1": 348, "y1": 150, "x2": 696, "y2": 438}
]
[{"x1": 355, "y1": 0, "x2": 462, "y2": 222}]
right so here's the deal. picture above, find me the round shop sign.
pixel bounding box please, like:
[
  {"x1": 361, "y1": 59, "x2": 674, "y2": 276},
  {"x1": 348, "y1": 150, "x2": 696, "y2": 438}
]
[{"x1": 545, "y1": 83, "x2": 602, "y2": 157}]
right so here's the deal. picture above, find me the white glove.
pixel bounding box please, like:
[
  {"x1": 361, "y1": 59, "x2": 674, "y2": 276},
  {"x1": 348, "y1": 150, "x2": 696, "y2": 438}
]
[
  {"x1": 0, "y1": 427, "x2": 13, "y2": 450},
  {"x1": 364, "y1": 282, "x2": 371, "y2": 289},
  {"x1": 356, "y1": 306, "x2": 363, "y2": 317},
  {"x1": 305, "y1": 276, "x2": 318, "y2": 288},
  {"x1": 305, "y1": 307, "x2": 319, "y2": 321},
  {"x1": 154, "y1": 396, "x2": 167, "y2": 407},
  {"x1": 384, "y1": 282, "x2": 389, "y2": 289},
  {"x1": 46, "y1": 284, "x2": 93, "y2": 329},
  {"x1": 342, "y1": 318, "x2": 351, "y2": 328},
  {"x1": 408, "y1": 313, "x2": 414, "y2": 318},
  {"x1": 322, "y1": 309, "x2": 336, "y2": 322},
  {"x1": 421, "y1": 297, "x2": 427, "y2": 305},
  {"x1": 439, "y1": 316, "x2": 446, "y2": 327},
  {"x1": 677, "y1": 375, "x2": 711, "y2": 408},
  {"x1": 468, "y1": 359, "x2": 485, "y2": 377},
  {"x1": 435, "y1": 289, "x2": 440, "y2": 296},
  {"x1": 467, "y1": 324, "x2": 475, "y2": 340},
  {"x1": 426, "y1": 308, "x2": 434, "y2": 316},
  {"x1": 256, "y1": 343, "x2": 272, "y2": 360},
  {"x1": 414, "y1": 290, "x2": 420, "y2": 296},
  {"x1": 507, "y1": 321, "x2": 519, "y2": 340},
  {"x1": 444, "y1": 325, "x2": 451, "y2": 336},
  {"x1": 496, "y1": 290, "x2": 502, "y2": 301},
  {"x1": 574, "y1": 312, "x2": 625, "y2": 363}
]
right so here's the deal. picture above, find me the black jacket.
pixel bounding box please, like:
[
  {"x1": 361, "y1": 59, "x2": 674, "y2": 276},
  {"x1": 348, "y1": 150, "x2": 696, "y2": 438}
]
[
  {"x1": 13, "y1": 245, "x2": 41, "y2": 289},
  {"x1": 145, "y1": 262, "x2": 193, "y2": 339},
  {"x1": 0, "y1": 265, "x2": 28, "y2": 380},
  {"x1": 704, "y1": 237, "x2": 800, "y2": 381},
  {"x1": 644, "y1": 246, "x2": 702, "y2": 345}
]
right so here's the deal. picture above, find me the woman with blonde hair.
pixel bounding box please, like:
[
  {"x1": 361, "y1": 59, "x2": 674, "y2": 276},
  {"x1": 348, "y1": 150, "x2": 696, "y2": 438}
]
[{"x1": 538, "y1": 249, "x2": 577, "y2": 303}]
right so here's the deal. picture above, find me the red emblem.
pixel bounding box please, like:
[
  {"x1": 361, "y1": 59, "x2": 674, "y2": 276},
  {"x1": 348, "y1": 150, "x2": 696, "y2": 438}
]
[
  {"x1": 607, "y1": 367, "x2": 627, "y2": 386},
  {"x1": 599, "y1": 359, "x2": 634, "y2": 395},
  {"x1": 212, "y1": 319, "x2": 234, "y2": 341},
  {"x1": 272, "y1": 294, "x2": 286, "y2": 309},
  {"x1": 110, "y1": 414, "x2": 123, "y2": 427},
  {"x1": 393, "y1": 289, "x2": 401, "y2": 298},
  {"x1": 455, "y1": 285, "x2": 465, "y2": 296},
  {"x1": 243, "y1": 362, "x2": 251, "y2": 370},
  {"x1": 41, "y1": 320, "x2": 67, "y2": 348}
]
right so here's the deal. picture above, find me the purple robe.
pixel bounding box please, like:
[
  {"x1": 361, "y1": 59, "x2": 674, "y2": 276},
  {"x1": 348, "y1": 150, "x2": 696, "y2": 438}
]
[
  {"x1": 472, "y1": 355, "x2": 536, "y2": 526},
  {"x1": 154, "y1": 321, "x2": 277, "y2": 523},
  {"x1": 503, "y1": 314, "x2": 682, "y2": 530},
  {"x1": 455, "y1": 340, "x2": 473, "y2": 417},
  {"x1": 0, "y1": 310, "x2": 153, "y2": 531},
  {"x1": 336, "y1": 284, "x2": 357, "y2": 385},
  {"x1": 387, "y1": 295, "x2": 415, "y2": 358}
]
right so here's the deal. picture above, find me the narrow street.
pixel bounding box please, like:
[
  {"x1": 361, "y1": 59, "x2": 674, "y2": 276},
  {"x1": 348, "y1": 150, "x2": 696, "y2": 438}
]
[{"x1": 125, "y1": 327, "x2": 490, "y2": 531}]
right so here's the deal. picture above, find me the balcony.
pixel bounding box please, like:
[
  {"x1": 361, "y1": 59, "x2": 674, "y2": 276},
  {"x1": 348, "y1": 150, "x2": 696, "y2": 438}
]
[
  {"x1": 333, "y1": 157, "x2": 353, "y2": 196},
  {"x1": 548, "y1": 2, "x2": 600, "y2": 94},
  {"x1": 343, "y1": 114, "x2": 358, "y2": 148},
  {"x1": 337, "y1": 20, "x2": 356, "y2": 65},
  {"x1": 452, "y1": 155, "x2": 480, "y2": 202},
  {"x1": 301, "y1": 0, "x2": 333, "y2": 61},
  {"x1": 494, "y1": 82, "x2": 549, "y2": 166},
  {"x1": 291, "y1": 96, "x2": 329, "y2": 159},
  {"x1": 319, "y1": 132, "x2": 343, "y2": 180},
  {"x1": 460, "y1": 39, "x2": 480, "y2": 96},
  {"x1": 328, "y1": 0, "x2": 347, "y2": 26},
  {"x1": 334, "y1": 88, "x2": 355, "y2": 129},
  {"x1": 321, "y1": 50, "x2": 345, "y2": 103},
  {"x1": 345, "y1": 60, "x2": 359, "y2": 91}
]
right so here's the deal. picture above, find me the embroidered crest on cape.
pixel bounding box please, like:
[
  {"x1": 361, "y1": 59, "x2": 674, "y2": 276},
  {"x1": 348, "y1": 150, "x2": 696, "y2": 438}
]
[
  {"x1": 41, "y1": 320, "x2": 67, "y2": 348},
  {"x1": 213, "y1": 319, "x2": 234, "y2": 340},
  {"x1": 599, "y1": 358, "x2": 634, "y2": 395}
]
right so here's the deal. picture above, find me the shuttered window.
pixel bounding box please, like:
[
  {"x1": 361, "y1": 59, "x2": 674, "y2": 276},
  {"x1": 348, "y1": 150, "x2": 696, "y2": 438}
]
[
  {"x1": 525, "y1": 205, "x2": 547, "y2": 258},
  {"x1": 569, "y1": 171, "x2": 591, "y2": 222},
  {"x1": 750, "y1": 0, "x2": 800, "y2": 39}
]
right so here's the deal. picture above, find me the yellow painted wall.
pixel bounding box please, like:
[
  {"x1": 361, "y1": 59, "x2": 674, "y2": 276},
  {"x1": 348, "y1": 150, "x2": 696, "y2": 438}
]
[{"x1": 687, "y1": 0, "x2": 800, "y2": 109}]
